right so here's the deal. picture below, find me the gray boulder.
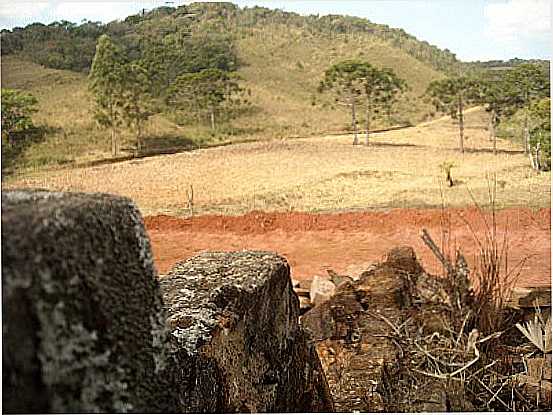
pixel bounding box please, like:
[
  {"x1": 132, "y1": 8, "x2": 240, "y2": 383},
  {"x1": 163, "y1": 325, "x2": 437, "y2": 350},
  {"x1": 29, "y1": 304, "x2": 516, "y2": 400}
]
[
  {"x1": 2, "y1": 190, "x2": 176, "y2": 413},
  {"x1": 160, "y1": 251, "x2": 334, "y2": 413}
]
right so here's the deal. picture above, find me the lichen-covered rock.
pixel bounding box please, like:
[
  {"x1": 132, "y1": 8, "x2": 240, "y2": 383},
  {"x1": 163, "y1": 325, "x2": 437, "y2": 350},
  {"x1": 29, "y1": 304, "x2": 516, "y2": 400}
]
[
  {"x1": 159, "y1": 251, "x2": 334, "y2": 413},
  {"x1": 2, "y1": 190, "x2": 177, "y2": 413}
]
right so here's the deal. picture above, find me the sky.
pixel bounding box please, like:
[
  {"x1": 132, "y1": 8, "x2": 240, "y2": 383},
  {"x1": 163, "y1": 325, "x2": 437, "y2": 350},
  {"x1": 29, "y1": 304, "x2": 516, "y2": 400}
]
[{"x1": 0, "y1": 0, "x2": 550, "y2": 62}]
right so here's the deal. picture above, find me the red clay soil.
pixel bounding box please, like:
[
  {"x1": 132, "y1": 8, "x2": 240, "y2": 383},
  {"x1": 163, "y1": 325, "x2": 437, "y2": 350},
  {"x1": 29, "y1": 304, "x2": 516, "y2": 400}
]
[{"x1": 145, "y1": 207, "x2": 551, "y2": 288}]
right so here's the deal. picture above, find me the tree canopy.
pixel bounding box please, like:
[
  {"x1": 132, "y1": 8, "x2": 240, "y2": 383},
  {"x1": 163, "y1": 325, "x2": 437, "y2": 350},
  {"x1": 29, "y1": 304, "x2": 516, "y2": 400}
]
[
  {"x1": 319, "y1": 60, "x2": 406, "y2": 145},
  {"x1": 88, "y1": 34, "x2": 127, "y2": 156},
  {"x1": 167, "y1": 68, "x2": 248, "y2": 130},
  {"x1": 426, "y1": 76, "x2": 481, "y2": 152},
  {"x1": 1, "y1": 89, "x2": 38, "y2": 145},
  {"x1": 319, "y1": 60, "x2": 367, "y2": 144}
]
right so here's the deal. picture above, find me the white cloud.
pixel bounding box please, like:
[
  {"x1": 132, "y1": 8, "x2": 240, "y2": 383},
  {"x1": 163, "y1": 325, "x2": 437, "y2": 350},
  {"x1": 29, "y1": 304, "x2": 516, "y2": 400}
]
[
  {"x1": 52, "y1": 2, "x2": 145, "y2": 23},
  {"x1": 0, "y1": 1, "x2": 50, "y2": 20},
  {"x1": 484, "y1": 0, "x2": 550, "y2": 42}
]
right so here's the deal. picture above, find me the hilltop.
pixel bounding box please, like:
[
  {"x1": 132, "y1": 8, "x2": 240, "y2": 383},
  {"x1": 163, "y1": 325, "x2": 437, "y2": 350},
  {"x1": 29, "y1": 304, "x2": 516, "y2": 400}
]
[{"x1": 1, "y1": 2, "x2": 455, "y2": 173}]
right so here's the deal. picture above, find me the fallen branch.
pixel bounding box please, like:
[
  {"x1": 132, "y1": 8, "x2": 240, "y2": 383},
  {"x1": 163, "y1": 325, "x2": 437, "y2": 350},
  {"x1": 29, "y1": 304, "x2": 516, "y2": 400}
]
[{"x1": 420, "y1": 228, "x2": 453, "y2": 274}]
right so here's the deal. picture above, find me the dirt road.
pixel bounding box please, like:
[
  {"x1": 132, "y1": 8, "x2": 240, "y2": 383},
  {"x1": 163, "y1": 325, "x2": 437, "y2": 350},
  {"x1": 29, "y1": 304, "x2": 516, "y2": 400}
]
[{"x1": 145, "y1": 207, "x2": 550, "y2": 288}]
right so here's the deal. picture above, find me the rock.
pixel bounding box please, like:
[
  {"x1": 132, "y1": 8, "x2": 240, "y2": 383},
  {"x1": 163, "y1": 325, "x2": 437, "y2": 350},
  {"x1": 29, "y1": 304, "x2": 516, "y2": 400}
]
[
  {"x1": 159, "y1": 251, "x2": 334, "y2": 413},
  {"x1": 298, "y1": 278, "x2": 313, "y2": 290},
  {"x1": 310, "y1": 276, "x2": 336, "y2": 306},
  {"x1": 299, "y1": 296, "x2": 313, "y2": 314},
  {"x1": 327, "y1": 269, "x2": 353, "y2": 287},
  {"x1": 384, "y1": 246, "x2": 424, "y2": 275},
  {"x1": 2, "y1": 190, "x2": 175, "y2": 413},
  {"x1": 294, "y1": 287, "x2": 311, "y2": 297},
  {"x1": 302, "y1": 246, "x2": 457, "y2": 412}
]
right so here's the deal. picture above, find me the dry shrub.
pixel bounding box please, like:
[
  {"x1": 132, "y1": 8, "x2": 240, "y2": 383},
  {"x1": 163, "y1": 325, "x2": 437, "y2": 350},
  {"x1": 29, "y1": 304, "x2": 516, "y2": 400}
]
[{"x1": 459, "y1": 177, "x2": 526, "y2": 336}]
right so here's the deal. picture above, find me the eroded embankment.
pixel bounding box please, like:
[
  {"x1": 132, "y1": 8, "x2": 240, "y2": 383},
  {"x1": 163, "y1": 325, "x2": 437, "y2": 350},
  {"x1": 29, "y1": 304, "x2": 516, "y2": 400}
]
[{"x1": 145, "y1": 207, "x2": 551, "y2": 288}]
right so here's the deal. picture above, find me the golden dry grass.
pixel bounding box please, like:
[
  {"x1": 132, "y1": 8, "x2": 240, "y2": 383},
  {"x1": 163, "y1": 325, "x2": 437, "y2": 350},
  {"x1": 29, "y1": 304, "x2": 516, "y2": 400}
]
[
  {"x1": 4, "y1": 107, "x2": 550, "y2": 216},
  {"x1": 231, "y1": 25, "x2": 443, "y2": 138}
]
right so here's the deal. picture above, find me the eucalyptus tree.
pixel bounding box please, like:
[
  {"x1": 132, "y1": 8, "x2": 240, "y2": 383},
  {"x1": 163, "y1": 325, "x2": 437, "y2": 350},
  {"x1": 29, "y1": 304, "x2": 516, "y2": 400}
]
[
  {"x1": 426, "y1": 76, "x2": 481, "y2": 153},
  {"x1": 88, "y1": 34, "x2": 126, "y2": 156},
  {"x1": 120, "y1": 61, "x2": 153, "y2": 153}
]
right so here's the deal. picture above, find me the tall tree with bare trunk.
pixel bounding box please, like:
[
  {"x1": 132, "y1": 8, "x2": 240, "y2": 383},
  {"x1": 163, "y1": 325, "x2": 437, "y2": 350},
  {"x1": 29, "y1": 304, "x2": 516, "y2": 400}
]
[
  {"x1": 426, "y1": 76, "x2": 480, "y2": 153},
  {"x1": 319, "y1": 60, "x2": 366, "y2": 145}
]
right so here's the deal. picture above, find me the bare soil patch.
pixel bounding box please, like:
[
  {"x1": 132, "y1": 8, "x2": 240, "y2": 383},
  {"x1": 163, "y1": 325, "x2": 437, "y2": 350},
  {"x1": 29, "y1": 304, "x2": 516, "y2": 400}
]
[{"x1": 145, "y1": 207, "x2": 550, "y2": 288}]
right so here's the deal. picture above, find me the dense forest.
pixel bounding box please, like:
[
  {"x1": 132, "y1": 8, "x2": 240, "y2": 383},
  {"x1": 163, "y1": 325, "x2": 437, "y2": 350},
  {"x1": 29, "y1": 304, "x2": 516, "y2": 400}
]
[{"x1": 1, "y1": 2, "x2": 461, "y2": 74}]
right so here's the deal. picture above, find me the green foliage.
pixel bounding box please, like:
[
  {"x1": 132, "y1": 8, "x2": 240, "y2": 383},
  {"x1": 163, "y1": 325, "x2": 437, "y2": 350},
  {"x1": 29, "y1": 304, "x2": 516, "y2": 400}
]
[
  {"x1": 119, "y1": 62, "x2": 154, "y2": 150},
  {"x1": 139, "y1": 33, "x2": 238, "y2": 97},
  {"x1": 503, "y1": 63, "x2": 550, "y2": 109},
  {"x1": 1, "y1": 20, "x2": 104, "y2": 71},
  {"x1": 88, "y1": 35, "x2": 127, "y2": 155},
  {"x1": 360, "y1": 65, "x2": 406, "y2": 123},
  {"x1": 486, "y1": 63, "x2": 550, "y2": 157},
  {"x1": 529, "y1": 98, "x2": 551, "y2": 171},
  {"x1": 319, "y1": 60, "x2": 407, "y2": 145},
  {"x1": 426, "y1": 76, "x2": 480, "y2": 119},
  {"x1": 1, "y1": 88, "x2": 38, "y2": 144},
  {"x1": 319, "y1": 60, "x2": 366, "y2": 99},
  {"x1": 426, "y1": 76, "x2": 481, "y2": 152},
  {"x1": 167, "y1": 68, "x2": 248, "y2": 129},
  {"x1": 319, "y1": 60, "x2": 368, "y2": 144}
]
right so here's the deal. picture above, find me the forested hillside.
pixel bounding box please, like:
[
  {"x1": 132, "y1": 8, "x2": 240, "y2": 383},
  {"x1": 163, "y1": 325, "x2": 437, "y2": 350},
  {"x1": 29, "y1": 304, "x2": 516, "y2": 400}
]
[{"x1": 1, "y1": 2, "x2": 463, "y2": 172}]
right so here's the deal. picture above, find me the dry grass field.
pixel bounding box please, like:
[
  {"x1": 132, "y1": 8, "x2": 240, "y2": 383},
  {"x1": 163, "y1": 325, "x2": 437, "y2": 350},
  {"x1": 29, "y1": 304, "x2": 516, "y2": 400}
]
[{"x1": 5, "y1": 107, "x2": 550, "y2": 216}]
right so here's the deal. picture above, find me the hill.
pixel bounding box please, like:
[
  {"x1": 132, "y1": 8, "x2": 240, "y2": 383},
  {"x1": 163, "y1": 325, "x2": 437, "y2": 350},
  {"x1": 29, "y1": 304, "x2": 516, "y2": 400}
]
[{"x1": 1, "y1": 2, "x2": 456, "y2": 174}]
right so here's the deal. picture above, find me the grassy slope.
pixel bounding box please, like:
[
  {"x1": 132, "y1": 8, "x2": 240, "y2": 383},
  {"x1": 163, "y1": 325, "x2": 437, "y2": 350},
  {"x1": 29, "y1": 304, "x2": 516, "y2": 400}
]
[
  {"x1": 232, "y1": 25, "x2": 442, "y2": 138},
  {"x1": 1, "y1": 21, "x2": 444, "y2": 175}
]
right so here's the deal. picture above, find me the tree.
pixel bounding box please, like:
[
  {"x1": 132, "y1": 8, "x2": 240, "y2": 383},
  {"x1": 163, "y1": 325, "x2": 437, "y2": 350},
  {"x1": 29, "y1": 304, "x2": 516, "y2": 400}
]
[
  {"x1": 1, "y1": 89, "x2": 38, "y2": 145},
  {"x1": 120, "y1": 62, "x2": 153, "y2": 153},
  {"x1": 528, "y1": 98, "x2": 551, "y2": 171},
  {"x1": 477, "y1": 71, "x2": 513, "y2": 155},
  {"x1": 319, "y1": 60, "x2": 366, "y2": 145},
  {"x1": 358, "y1": 65, "x2": 406, "y2": 146},
  {"x1": 426, "y1": 76, "x2": 481, "y2": 153},
  {"x1": 503, "y1": 63, "x2": 550, "y2": 154},
  {"x1": 89, "y1": 34, "x2": 126, "y2": 156},
  {"x1": 167, "y1": 68, "x2": 248, "y2": 130}
]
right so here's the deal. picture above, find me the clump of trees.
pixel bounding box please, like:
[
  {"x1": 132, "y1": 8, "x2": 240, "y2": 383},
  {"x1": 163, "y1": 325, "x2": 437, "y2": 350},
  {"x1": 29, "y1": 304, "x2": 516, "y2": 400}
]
[
  {"x1": 318, "y1": 60, "x2": 406, "y2": 145},
  {"x1": 88, "y1": 30, "x2": 248, "y2": 156},
  {"x1": 167, "y1": 68, "x2": 249, "y2": 130},
  {"x1": 1, "y1": 89, "x2": 38, "y2": 145},
  {"x1": 424, "y1": 63, "x2": 549, "y2": 170}
]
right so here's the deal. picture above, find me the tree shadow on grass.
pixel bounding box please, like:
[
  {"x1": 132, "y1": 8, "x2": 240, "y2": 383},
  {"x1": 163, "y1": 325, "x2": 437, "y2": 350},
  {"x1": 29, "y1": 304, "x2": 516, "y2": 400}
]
[
  {"x1": 364, "y1": 141, "x2": 419, "y2": 148},
  {"x1": 1, "y1": 125, "x2": 62, "y2": 177},
  {"x1": 139, "y1": 134, "x2": 199, "y2": 156},
  {"x1": 463, "y1": 147, "x2": 524, "y2": 155}
]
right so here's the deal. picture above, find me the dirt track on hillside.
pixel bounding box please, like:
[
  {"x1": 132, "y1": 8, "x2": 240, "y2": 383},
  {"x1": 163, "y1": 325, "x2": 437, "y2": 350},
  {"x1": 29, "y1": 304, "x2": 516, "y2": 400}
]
[{"x1": 145, "y1": 207, "x2": 550, "y2": 288}]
